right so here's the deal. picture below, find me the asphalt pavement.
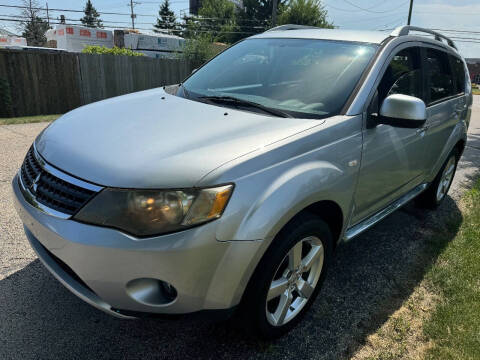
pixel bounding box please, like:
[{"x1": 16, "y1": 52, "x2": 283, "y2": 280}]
[{"x1": 0, "y1": 100, "x2": 479, "y2": 360}]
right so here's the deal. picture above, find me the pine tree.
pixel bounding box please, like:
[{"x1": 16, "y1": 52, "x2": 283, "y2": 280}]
[
  {"x1": 19, "y1": 0, "x2": 49, "y2": 46},
  {"x1": 80, "y1": 0, "x2": 103, "y2": 28},
  {"x1": 22, "y1": 16, "x2": 49, "y2": 46},
  {"x1": 153, "y1": 0, "x2": 177, "y2": 34}
]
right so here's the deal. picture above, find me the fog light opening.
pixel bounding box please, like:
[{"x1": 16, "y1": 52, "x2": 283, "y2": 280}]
[{"x1": 126, "y1": 278, "x2": 178, "y2": 306}]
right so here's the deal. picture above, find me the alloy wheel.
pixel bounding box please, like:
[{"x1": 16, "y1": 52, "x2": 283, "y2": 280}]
[
  {"x1": 436, "y1": 155, "x2": 456, "y2": 202},
  {"x1": 265, "y1": 236, "x2": 324, "y2": 327}
]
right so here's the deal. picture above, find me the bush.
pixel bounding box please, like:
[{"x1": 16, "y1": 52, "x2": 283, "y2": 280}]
[
  {"x1": 0, "y1": 78, "x2": 13, "y2": 118},
  {"x1": 179, "y1": 35, "x2": 225, "y2": 65},
  {"x1": 82, "y1": 45, "x2": 145, "y2": 56}
]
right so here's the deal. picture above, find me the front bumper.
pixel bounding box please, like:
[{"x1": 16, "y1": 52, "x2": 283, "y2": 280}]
[{"x1": 12, "y1": 174, "x2": 264, "y2": 318}]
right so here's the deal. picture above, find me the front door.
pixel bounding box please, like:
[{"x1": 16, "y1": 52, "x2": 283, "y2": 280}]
[{"x1": 352, "y1": 46, "x2": 427, "y2": 224}]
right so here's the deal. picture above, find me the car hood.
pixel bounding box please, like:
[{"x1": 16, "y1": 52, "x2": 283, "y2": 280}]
[{"x1": 36, "y1": 88, "x2": 322, "y2": 188}]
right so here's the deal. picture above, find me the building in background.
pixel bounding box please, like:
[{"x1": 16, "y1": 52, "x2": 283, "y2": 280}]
[
  {"x1": 114, "y1": 30, "x2": 185, "y2": 58},
  {"x1": 189, "y1": 0, "x2": 243, "y2": 15},
  {"x1": 466, "y1": 58, "x2": 480, "y2": 84},
  {"x1": 46, "y1": 25, "x2": 114, "y2": 52},
  {"x1": 0, "y1": 28, "x2": 27, "y2": 47},
  {"x1": 44, "y1": 25, "x2": 185, "y2": 58}
]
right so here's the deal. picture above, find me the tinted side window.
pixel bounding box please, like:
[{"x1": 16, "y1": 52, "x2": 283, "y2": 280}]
[
  {"x1": 450, "y1": 56, "x2": 466, "y2": 94},
  {"x1": 426, "y1": 48, "x2": 455, "y2": 104},
  {"x1": 377, "y1": 47, "x2": 423, "y2": 105}
]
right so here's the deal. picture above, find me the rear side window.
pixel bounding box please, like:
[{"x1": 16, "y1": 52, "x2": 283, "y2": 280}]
[
  {"x1": 377, "y1": 47, "x2": 423, "y2": 104},
  {"x1": 426, "y1": 48, "x2": 455, "y2": 104},
  {"x1": 450, "y1": 56, "x2": 466, "y2": 94}
]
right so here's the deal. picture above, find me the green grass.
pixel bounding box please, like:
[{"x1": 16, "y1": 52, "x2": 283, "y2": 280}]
[
  {"x1": 472, "y1": 88, "x2": 480, "y2": 95},
  {"x1": 0, "y1": 114, "x2": 61, "y2": 126},
  {"x1": 424, "y1": 180, "x2": 480, "y2": 359}
]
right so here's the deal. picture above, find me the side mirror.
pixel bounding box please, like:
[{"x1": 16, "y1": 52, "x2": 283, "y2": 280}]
[{"x1": 378, "y1": 94, "x2": 427, "y2": 128}]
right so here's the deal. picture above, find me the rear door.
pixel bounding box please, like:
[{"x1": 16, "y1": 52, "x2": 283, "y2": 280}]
[{"x1": 421, "y1": 47, "x2": 464, "y2": 174}]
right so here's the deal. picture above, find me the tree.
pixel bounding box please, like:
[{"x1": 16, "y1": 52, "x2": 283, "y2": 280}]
[
  {"x1": 19, "y1": 0, "x2": 49, "y2": 46},
  {"x1": 240, "y1": 0, "x2": 287, "y2": 27},
  {"x1": 180, "y1": 34, "x2": 220, "y2": 64},
  {"x1": 80, "y1": 0, "x2": 103, "y2": 28},
  {"x1": 153, "y1": 0, "x2": 177, "y2": 34},
  {"x1": 278, "y1": 0, "x2": 333, "y2": 28},
  {"x1": 198, "y1": 0, "x2": 239, "y2": 43},
  {"x1": 234, "y1": 0, "x2": 288, "y2": 40}
]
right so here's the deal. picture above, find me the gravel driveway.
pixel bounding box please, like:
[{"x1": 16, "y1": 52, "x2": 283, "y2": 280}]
[{"x1": 1, "y1": 102, "x2": 479, "y2": 360}]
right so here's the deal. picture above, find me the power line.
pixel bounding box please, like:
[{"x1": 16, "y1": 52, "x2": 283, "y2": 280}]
[
  {"x1": 0, "y1": 17, "x2": 263, "y2": 34},
  {"x1": 333, "y1": 0, "x2": 410, "y2": 14},
  {"x1": 0, "y1": 13, "x2": 268, "y2": 31},
  {"x1": 335, "y1": 12, "x2": 404, "y2": 25},
  {"x1": 0, "y1": 3, "x2": 267, "y2": 23},
  {"x1": 432, "y1": 28, "x2": 480, "y2": 35},
  {"x1": 375, "y1": 17, "x2": 405, "y2": 31}
]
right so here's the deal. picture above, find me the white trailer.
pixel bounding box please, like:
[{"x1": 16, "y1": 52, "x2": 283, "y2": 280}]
[
  {"x1": 0, "y1": 36, "x2": 27, "y2": 47},
  {"x1": 115, "y1": 31, "x2": 185, "y2": 58},
  {"x1": 46, "y1": 25, "x2": 114, "y2": 52}
]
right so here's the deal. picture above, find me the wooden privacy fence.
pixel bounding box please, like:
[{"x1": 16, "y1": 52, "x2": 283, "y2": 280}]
[{"x1": 0, "y1": 49, "x2": 197, "y2": 117}]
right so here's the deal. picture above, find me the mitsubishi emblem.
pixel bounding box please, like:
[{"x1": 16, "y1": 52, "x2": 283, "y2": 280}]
[{"x1": 30, "y1": 173, "x2": 41, "y2": 194}]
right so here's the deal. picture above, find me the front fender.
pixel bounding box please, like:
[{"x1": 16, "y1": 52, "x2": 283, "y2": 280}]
[
  {"x1": 209, "y1": 114, "x2": 363, "y2": 242},
  {"x1": 235, "y1": 161, "x2": 345, "y2": 241},
  {"x1": 206, "y1": 160, "x2": 355, "y2": 309}
]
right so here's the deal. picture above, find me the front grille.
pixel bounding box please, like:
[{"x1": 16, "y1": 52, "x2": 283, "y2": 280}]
[{"x1": 20, "y1": 147, "x2": 96, "y2": 215}]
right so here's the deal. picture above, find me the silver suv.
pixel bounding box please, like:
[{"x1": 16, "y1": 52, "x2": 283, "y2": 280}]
[{"x1": 12, "y1": 25, "x2": 471, "y2": 338}]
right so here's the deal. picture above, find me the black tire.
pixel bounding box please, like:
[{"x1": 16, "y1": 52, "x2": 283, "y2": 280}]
[
  {"x1": 239, "y1": 213, "x2": 333, "y2": 339},
  {"x1": 416, "y1": 148, "x2": 459, "y2": 209}
]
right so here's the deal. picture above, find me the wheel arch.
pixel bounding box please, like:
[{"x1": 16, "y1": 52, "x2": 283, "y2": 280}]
[
  {"x1": 455, "y1": 138, "x2": 466, "y2": 157},
  {"x1": 301, "y1": 200, "x2": 344, "y2": 247}
]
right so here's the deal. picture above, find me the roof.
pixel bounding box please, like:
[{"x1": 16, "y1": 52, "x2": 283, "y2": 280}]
[
  {"x1": 0, "y1": 28, "x2": 17, "y2": 36},
  {"x1": 252, "y1": 28, "x2": 390, "y2": 44},
  {"x1": 252, "y1": 25, "x2": 459, "y2": 52},
  {"x1": 466, "y1": 58, "x2": 480, "y2": 64}
]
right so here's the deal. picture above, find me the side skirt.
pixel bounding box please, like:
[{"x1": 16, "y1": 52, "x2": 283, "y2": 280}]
[{"x1": 344, "y1": 183, "x2": 428, "y2": 241}]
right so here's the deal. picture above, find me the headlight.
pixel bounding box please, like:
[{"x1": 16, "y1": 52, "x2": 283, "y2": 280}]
[{"x1": 74, "y1": 185, "x2": 233, "y2": 237}]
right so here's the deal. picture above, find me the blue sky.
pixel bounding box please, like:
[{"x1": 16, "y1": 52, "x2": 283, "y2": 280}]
[{"x1": 2, "y1": 0, "x2": 480, "y2": 57}]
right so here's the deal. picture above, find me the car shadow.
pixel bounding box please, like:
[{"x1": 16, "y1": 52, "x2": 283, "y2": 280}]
[{"x1": 0, "y1": 191, "x2": 468, "y2": 359}]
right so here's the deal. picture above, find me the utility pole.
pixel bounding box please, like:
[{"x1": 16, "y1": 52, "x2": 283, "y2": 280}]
[
  {"x1": 46, "y1": 2, "x2": 50, "y2": 27},
  {"x1": 129, "y1": 0, "x2": 136, "y2": 29},
  {"x1": 29, "y1": 0, "x2": 34, "y2": 22},
  {"x1": 272, "y1": 0, "x2": 278, "y2": 27},
  {"x1": 407, "y1": 0, "x2": 414, "y2": 25}
]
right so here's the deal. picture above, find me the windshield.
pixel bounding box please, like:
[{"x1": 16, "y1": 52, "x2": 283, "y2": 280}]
[{"x1": 181, "y1": 38, "x2": 378, "y2": 119}]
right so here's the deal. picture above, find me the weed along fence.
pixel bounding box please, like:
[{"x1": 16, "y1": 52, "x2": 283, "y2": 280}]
[{"x1": 0, "y1": 48, "x2": 196, "y2": 117}]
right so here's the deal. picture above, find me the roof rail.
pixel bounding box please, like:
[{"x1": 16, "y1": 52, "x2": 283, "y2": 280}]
[
  {"x1": 390, "y1": 25, "x2": 457, "y2": 50},
  {"x1": 266, "y1": 24, "x2": 318, "y2": 32}
]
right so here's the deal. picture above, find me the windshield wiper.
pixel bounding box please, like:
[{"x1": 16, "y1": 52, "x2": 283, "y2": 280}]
[{"x1": 198, "y1": 95, "x2": 292, "y2": 118}]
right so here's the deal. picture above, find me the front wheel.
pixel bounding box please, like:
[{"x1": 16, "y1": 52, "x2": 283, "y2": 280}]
[
  {"x1": 417, "y1": 150, "x2": 459, "y2": 209},
  {"x1": 239, "y1": 214, "x2": 333, "y2": 339}
]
